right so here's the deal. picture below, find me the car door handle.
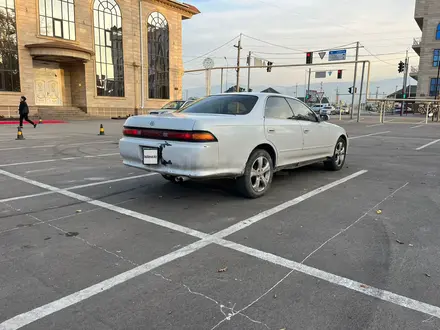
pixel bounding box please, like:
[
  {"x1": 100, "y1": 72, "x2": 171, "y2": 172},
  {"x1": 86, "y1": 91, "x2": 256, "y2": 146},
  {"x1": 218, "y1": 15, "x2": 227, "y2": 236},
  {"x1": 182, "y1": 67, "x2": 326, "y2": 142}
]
[
  {"x1": 268, "y1": 129, "x2": 275, "y2": 133},
  {"x1": 304, "y1": 129, "x2": 310, "y2": 134}
]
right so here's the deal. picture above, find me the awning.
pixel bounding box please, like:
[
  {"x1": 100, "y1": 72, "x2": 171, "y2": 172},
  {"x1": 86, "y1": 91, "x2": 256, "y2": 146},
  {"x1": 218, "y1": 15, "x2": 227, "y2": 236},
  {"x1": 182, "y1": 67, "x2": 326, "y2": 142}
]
[{"x1": 25, "y1": 42, "x2": 94, "y2": 62}]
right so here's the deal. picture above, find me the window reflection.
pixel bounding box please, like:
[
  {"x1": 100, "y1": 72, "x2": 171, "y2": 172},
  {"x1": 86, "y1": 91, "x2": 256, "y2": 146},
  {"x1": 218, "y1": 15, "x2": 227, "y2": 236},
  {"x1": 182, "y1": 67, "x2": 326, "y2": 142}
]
[
  {"x1": 39, "y1": 0, "x2": 75, "y2": 40},
  {"x1": 148, "y1": 12, "x2": 169, "y2": 99},
  {"x1": 0, "y1": 0, "x2": 20, "y2": 91},
  {"x1": 93, "y1": 0, "x2": 124, "y2": 97}
]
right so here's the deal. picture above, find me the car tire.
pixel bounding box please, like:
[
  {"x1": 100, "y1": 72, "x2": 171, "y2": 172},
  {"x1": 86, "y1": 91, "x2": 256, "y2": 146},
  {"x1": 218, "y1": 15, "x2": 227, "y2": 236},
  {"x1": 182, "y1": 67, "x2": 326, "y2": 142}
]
[
  {"x1": 236, "y1": 149, "x2": 274, "y2": 198},
  {"x1": 324, "y1": 137, "x2": 347, "y2": 171}
]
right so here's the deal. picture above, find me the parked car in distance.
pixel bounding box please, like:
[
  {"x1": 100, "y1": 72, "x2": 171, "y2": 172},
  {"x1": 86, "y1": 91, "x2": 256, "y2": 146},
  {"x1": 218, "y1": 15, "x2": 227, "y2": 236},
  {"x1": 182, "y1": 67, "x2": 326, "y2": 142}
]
[
  {"x1": 310, "y1": 104, "x2": 325, "y2": 114},
  {"x1": 321, "y1": 106, "x2": 336, "y2": 115},
  {"x1": 119, "y1": 93, "x2": 348, "y2": 198},
  {"x1": 149, "y1": 98, "x2": 199, "y2": 115}
]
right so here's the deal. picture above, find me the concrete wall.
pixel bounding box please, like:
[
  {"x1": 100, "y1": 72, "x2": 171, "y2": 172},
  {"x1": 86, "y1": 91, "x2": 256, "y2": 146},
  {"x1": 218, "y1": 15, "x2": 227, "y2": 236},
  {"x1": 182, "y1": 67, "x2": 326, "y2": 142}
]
[{"x1": 0, "y1": 0, "x2": 195, "y2": 118}]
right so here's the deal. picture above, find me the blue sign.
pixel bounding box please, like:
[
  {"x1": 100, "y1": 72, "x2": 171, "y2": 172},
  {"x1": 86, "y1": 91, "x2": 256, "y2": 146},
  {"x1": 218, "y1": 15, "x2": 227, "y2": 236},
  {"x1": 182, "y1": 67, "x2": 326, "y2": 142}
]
[{"x1": 329, "y1": 50, "x2": 347, "y2": 61}]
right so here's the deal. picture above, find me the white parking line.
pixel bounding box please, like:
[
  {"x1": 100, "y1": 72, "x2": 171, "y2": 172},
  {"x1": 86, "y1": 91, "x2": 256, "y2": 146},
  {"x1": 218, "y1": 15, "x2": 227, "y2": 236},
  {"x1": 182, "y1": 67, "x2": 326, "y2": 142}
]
[
  {"x1": 0, "y1": 153, "x2": 120, "y2": 168},
  {"x1": 0, "y1": 173, "x2": 158, "y2": 204},
  {"x1": 410, "y1": 124, "x2": 424, "y2": 129},
  {"x1": 3, "y1": 169, "x2": 440, "y2": 329},
  {"x1": 349, "y1": 131, "x2": 391, "y2": 140},
  {"x1": 415, "y1": 139, "x2": 440, "y2": 151},
  {"x1": 0, "y1": 140, "x2": 116, "y2": 152},
  {"x1": 365, "y1": 123, "x2": 384, "y2": 128},
  {"x1": 215, "y1": 239, "x2": 440, "y2": 321},
  {"x1": 0, "y1": 240, "x2": 213, "y2": 330},
  {"x1": 0, "y1": 169, "x2": 367, "y2": 329}
]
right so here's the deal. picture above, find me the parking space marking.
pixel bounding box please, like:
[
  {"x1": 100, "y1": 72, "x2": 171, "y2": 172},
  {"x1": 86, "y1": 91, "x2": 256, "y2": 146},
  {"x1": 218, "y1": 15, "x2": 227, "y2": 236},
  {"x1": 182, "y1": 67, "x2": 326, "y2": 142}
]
[
  {"x1": 3, "y1": 168, "x2": 440, "y2": 327},
  {"x1": 213, "y1": 170, "x2": 368, "y2": 239},
  {"x1": 0, "y1": 169, "x2": 209, "y2": 240},
  {"x1": 349, "y1": 131, "x2": 391, "y2": 140},
  {"x1": 0, "y1": 173, "x2": 157, "y2": 204},
  {"x1": 214, "y1": 239, "x2": 440, "y2": 325},
  {"x1": 0, "y1": 153, "x2": 120, "y2": 168},
  {"x1": 415, "y1": 139, "x2": 440, "y2": 151},
  {"x1": 0, "y1": 140, "x2": 117, "y2": 152},
  {"x1": 0, "y1": 240, "x2": 213, "y2": 330},
  {"x1": 365, "y1": 123, "x2": 384, "y2": 128},
  {"x1": 410, "y1": 124, "x2": 425, "y2": 129}
]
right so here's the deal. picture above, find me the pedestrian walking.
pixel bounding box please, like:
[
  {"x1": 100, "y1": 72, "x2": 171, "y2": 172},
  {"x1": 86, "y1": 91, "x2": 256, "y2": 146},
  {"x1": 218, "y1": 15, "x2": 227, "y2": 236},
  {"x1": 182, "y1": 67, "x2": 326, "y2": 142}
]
[{"x1": 18, "y1": 96, "x2": 37, "y2": 128}]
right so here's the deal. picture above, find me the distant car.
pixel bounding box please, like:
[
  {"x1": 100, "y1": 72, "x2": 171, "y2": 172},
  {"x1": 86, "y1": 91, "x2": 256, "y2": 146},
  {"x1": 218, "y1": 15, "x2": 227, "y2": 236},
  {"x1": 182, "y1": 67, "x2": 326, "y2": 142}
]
[
  {"x1": 310, "y1": 104, "x2": 325, "y2": 113},
  {"x1": 119, "y1": 93, "x2": 348, "y2": 198},
  {"x1": 149, "y1": 98, "x2": 199, "y2": 115},
  {"x1": 321, "y1": 106, "x2": 336, "y2": 115}
]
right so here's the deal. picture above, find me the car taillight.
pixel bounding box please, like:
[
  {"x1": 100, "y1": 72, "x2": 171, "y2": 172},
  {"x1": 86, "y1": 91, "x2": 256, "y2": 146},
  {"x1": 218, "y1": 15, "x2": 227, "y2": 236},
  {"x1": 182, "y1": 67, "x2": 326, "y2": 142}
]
[{"x1": 123, "y1": 127, "x2": 217, "y2": 142}]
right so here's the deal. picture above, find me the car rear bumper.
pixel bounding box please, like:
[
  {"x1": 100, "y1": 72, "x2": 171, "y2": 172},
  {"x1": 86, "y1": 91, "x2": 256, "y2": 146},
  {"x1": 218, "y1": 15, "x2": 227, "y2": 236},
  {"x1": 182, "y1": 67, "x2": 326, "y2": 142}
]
[{"x1": 119, "y1": 137, "x2": 239, "y2": 178}]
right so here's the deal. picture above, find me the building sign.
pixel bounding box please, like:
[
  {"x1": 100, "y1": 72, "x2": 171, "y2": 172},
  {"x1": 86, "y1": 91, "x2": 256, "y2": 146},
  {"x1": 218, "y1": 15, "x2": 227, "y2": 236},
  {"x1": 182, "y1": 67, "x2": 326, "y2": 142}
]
[
  {"x1": 315, "y1": 71, "x2": 326, "y2": 79},
  {"x1": 329, "y1": 50, "x2": 347, "y2": 61}
]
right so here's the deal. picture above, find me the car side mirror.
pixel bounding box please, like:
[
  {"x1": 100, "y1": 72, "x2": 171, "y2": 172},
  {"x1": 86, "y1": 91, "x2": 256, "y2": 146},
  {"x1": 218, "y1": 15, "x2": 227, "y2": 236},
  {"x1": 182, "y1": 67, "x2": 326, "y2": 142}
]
[{"x1": 320, "y1": 114, "x2": 329, "y2": 121}]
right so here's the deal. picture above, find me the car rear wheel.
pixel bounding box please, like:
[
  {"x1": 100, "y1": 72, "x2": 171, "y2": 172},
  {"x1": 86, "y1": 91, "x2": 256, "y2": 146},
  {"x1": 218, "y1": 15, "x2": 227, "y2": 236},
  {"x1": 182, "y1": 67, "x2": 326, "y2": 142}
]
[
  {"x1": 324, "y1": 137, "x2": 346, "y2": 171},
  {"x1": 237, "y1": 149, "x2": 274, "y2": 198}
]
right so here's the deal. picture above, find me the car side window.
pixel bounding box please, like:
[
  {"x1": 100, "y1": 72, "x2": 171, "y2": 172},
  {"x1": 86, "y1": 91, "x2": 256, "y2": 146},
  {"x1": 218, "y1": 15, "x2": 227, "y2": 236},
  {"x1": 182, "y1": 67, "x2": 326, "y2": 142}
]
[
  {"x1": 265, "y1": 97, "x2": 294, "y2": 119},
  {"x1": 286, "y1": 99, "x2": 318, "y2": 122}
]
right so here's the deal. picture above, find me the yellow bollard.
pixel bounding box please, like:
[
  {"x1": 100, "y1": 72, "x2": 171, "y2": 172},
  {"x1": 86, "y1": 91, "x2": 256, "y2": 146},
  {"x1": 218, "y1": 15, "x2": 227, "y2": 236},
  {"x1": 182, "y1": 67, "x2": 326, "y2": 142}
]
[
  {"x1": 99, "y1": 124, "x2": 105, "y2": 136},
  {"x1": 16, "y1": 126, "x2": 25, "y2": 140}
]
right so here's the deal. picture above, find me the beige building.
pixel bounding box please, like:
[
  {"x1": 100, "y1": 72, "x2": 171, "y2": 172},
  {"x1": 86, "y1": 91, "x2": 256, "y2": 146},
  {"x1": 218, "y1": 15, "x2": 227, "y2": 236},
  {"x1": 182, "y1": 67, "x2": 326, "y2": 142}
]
[
  {"x1": 0, "y1": 0, "x2": 199, "y2": 118},
  {"x1": 412, "y1": 0, "x2": 440, "y2": 98}
]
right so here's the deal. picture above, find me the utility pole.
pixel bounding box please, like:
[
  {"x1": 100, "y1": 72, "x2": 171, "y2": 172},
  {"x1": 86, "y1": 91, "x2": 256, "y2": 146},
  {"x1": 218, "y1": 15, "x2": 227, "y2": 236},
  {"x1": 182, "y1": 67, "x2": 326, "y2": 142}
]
[
  {"x1": 234, "y1": 34, "x2": 242, "y2": 92},
  {"x1": 295, "y1": 83, "x2": 298, "y2": 97},
  {"x1": 350, "y1": 41, "x2": 360, "y2": 119},
  {"x1": 376, "y1": 86, "x2": 379, "y2": 99},
  {"x1": 401, "y1": 50, "x2": 409, "y2": 116},
  {"x1": 307, "y1": 68, "x2": 311, "y2": 104},
  {"x1": 357, "y1": 61, "x2": 366, "y2": 123},
  {"x1": 247, "y1": 51, "x2": 251, "y2": 92}
]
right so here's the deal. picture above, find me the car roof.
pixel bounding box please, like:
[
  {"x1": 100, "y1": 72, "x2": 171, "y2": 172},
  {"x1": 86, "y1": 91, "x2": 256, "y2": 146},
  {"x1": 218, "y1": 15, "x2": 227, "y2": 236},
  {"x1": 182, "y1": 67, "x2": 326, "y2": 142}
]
[{"x1": 211, "y1": 92, "x2": 303, "y2": 101}]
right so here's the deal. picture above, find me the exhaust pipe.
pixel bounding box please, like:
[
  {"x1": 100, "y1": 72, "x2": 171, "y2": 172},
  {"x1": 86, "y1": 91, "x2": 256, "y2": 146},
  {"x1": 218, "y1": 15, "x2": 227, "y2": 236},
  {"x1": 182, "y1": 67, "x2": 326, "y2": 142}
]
[{"x1": 174, "y1": 176, "x2": 189, "y2": 183}]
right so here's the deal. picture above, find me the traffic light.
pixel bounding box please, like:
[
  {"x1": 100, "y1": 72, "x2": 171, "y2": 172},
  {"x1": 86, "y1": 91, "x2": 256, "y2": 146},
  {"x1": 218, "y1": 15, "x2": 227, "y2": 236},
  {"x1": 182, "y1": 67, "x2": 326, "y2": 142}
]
[
  {"x1": 337, "y1": 70, "x2": 342, "y2": 79},
  {"x1": 306, "y1": 52, "x2": 313, "y2": 64},
  {"x1": 398, "y1": 61, "x2": 404, "y2": 73},
  {"x1": 267, "y1": 61, "x2": 273, "y2": 72},
  {"x1": 403, "y1": 93, "x2": 407, "y2": 99},
  {"x1": 348, "y1": 87, "x2": 352, "y2": 94}
]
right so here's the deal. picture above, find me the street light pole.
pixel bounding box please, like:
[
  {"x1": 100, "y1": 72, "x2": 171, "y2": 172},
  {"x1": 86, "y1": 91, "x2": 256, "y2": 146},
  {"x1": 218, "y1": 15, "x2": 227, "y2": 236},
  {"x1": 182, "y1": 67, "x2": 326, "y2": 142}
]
[
  {"x1": 307, "y1": 68, "x2": 311, "y2": 104},
  {"x1": 224, "y1": 56, "x2": 229, "y2": 92}
]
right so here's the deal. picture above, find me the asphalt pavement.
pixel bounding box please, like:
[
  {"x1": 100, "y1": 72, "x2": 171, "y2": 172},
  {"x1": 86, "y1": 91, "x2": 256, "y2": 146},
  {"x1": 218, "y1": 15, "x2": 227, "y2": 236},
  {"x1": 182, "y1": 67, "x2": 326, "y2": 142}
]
[{"x1": 0, "y1": 117, "x2": 440, "y2": 330}]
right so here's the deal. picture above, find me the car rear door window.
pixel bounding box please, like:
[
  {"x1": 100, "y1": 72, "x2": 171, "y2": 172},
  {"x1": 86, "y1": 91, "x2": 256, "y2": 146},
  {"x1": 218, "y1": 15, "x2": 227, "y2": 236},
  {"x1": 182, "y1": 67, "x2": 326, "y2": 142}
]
[
  {"x1": 265, "y1": 97, "x2": 295, "y2": 119},
  {"x1": 286, "y1": 98, "x2": 318, "y2": 122},
  {"x1": 179, "y1": 95, "x2": 258, "y2": 115}
]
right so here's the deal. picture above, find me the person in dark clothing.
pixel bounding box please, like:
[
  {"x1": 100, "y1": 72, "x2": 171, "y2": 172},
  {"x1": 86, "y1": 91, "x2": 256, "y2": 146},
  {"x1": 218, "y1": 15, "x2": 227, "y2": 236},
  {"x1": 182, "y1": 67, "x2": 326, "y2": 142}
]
[{"x1": 18, "y1": 96, "x2": 37, "y2": 128}]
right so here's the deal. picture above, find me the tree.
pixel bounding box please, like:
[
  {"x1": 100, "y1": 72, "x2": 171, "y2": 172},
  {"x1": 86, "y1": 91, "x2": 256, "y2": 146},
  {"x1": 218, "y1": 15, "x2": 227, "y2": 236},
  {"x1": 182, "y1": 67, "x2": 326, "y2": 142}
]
[{"x1": 0, "y1": 6, "x2": 20, "y2": 91}]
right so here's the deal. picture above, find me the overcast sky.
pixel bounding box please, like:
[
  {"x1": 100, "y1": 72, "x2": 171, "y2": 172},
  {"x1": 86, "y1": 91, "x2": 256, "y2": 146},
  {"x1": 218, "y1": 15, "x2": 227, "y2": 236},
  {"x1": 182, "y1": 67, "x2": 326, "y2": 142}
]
[{"x1": 181, "y1": 0, "x2": 420, "y2": 92}]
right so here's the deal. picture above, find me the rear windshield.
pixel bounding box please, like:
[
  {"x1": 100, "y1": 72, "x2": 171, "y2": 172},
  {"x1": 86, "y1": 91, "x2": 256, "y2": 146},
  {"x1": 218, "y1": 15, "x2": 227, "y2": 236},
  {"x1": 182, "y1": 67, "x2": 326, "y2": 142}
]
[
  {"x1": 179, "y1": 95, "x2": 258, "y2": 115},
  {"x1": 162, "y1": 101, "x2": 185, "y2": 109}
]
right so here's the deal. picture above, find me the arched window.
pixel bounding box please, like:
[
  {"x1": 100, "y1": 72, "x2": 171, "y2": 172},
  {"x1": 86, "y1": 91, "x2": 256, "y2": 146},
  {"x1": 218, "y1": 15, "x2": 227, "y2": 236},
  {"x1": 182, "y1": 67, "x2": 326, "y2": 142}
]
[
  {"x1": 148, "y1": 12, "x2": 169, "y2": 99},
  {"x1": 436, "y1": 23, "x2": 440, "y2": 40},
  {"x1": 39, "y1": 0, "x2": 76, "y2": 40},
  {"x1": 93, "y1": 0, "x2": 124, "y2": 97},
  {"x1": 0, "y1": 0, "x2": 20, "y2": 91}
]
